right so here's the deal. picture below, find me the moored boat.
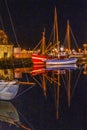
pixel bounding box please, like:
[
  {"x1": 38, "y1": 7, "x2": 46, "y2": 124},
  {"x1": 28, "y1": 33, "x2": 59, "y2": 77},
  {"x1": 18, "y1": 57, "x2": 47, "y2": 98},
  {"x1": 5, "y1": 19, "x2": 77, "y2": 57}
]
[
  {"x1": 46, "y1": 57, "x2": 77, "y2": 65},
  {"x1": 31, "y1": 53, "x2": 47, "y2": 65},
  {"x1": 0, "y1": 79, "x2": 19, "y2": 100}
]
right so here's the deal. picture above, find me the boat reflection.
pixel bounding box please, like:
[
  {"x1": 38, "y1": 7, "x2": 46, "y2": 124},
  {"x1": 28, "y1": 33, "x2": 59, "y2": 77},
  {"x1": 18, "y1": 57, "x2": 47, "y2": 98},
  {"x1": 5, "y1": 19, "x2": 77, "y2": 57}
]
[
  {"x1": 1, "y1": 65, "x2": 84, "y2": 129},
  {"x1": 0, "y1": 101, "x2": 31, "y2": 129},
  {"x1": 30, "y1": 64, "x2": 46, "y2": 76},
  {"x1": 29, "y1": 64, "x2": 81, "y2": 119},
  {"x1": 0, "y1": 67, "x2": 35, "y2": 101},
  {"x1": 0, "y1": 101, "x2": 19, "y2": 125},
  {"x1": 83, "y1": 63, "x2": 87, "y2": 75},
  {"x1": 30, "y1": 64, "x2": 77, "y2": 76},
  {"x1": 0, "y1": 65, "x2": 85, "y2": 129},
  {"x1": 46, "y1": 64, "x2": 77, "y2": 70},
  {"x1": 0, "y1": 64, "x2": 84, "y2": 102}
]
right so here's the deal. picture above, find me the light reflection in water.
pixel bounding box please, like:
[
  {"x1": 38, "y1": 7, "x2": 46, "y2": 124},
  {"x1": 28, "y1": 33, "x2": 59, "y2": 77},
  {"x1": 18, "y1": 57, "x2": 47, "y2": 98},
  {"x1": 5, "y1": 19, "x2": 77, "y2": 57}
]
[
  {"x1": 29, "y1": 63, "x2": 84, "y2": 120},
  {"x1": 0, "y1": 101, "x2": 32, "y2": 130},
  {"x1": 0, "y1": 63, "x2": 86, "y2": 129}
]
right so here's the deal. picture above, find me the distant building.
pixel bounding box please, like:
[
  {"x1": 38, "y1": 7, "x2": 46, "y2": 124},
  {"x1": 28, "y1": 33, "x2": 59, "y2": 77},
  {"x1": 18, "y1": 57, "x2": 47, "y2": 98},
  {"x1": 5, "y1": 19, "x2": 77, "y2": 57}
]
[
  {"x1": 14, "y1": 48, "x2": 31, "y2": 58},
  {"x1": 0, "y1": 30, "x2": 14, "y2": 59}
]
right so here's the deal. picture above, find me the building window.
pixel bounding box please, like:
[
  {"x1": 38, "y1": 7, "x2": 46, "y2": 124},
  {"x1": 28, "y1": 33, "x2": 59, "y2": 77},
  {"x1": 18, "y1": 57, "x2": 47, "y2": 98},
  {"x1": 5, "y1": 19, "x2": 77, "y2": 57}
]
[{"x1": 4, "y1": 52, "x2": 8, "y2": 59}]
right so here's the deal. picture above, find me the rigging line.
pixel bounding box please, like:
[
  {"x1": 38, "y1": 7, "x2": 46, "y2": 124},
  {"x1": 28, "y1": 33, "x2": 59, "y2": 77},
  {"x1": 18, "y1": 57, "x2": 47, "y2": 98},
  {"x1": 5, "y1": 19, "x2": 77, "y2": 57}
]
[
  {"x1": 18, "y1": 111, "x2": 35, "y2": 130},
  {"x1": 14, "y1": 84, "x2": 35, "y2": 98},
  {"x1": 61, "y1": 73, "x2": 67, "y2": 90},
  {"x1": 50, "y1": 26, "x2": 54, "y2": 43},
  {"x1": 45, "y1": 75, "x2": 60, "y2": 85},
  {"x1": 47, "y1": 25, "x2": 54, "y2": 45},
  {"x1": 63, "y1": 32, "x2": 67, "y2": 48},
  {"x1": 45, "y1": 42, "x2": 52, "y2": 52},
  {"x1": 70, "y1": 26, "x2": 78, "y2": 49},
  {"x1": 45, "y1": 75, "x2": 52, "y2": 83},
  {"x1": 0, "y1": 15, "x2": 5, "y2": 31},
  {"x1": 45, "y1": 23, "x2": 57, "y2": 53},
  {"x1": 71, "y1": 67, "x2": 83, "y2": 99},
  {"x1": 5, "y1": 0, "x2": 30, "y2": 81},
  {"x1": 33, "y1": 40, "x2": 42, "y2": 51},
  {"x1": 4, "y1": 0, "x2": 19, "y2": 47},
  {"x1": 32, "y1": 76, "x2": 42, "y2": 87},
  {"x1": 45, "y1": 42, "x2": 57, "y2": 53}
]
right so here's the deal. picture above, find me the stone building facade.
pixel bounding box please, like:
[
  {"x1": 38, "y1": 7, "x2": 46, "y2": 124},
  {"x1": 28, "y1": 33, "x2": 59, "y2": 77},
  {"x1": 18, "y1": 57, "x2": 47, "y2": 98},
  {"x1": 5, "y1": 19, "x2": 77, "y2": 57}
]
[{"x1": 0, "y1": 30, "x2": 13, "y2": 59}]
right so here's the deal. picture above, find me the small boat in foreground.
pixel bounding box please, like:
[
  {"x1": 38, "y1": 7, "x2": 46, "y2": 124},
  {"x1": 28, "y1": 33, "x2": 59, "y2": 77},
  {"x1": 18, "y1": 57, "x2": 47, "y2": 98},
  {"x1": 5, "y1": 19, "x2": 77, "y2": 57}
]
[
  {"x1": 46, "y1": 58, "x2": 77, "y2": 65},
  {"x1": 0, "y1": 80, "x2": 19, "y2": 100}
]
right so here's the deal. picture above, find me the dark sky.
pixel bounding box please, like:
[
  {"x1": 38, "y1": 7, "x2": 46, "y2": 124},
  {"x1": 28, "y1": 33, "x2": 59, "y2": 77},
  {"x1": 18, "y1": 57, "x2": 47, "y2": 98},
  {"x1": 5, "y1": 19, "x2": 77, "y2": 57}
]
[{"x1": 0, "y1": 0, "x2": 87, "y2": 49}]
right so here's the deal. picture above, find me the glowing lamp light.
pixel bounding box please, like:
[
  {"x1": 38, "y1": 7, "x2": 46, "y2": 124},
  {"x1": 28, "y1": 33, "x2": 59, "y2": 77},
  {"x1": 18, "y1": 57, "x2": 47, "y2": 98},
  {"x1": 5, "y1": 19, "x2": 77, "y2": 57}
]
[{"x1": 60, "y1": 46, "x2": 64, "y2": 51}]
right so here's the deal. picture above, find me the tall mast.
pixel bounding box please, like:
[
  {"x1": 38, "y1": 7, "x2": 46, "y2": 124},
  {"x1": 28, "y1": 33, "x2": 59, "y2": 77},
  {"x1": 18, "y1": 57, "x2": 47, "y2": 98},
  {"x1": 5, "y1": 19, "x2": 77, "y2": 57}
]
[
  {"x1": 42, "y1": 29, "x2": 45, "y2": 55},
  {"x1": 67, "y1": 20, "x2": 70, "y2": 52},
  {"x1": 54, "y1": 7, "x2": 60, "y2": 52}
]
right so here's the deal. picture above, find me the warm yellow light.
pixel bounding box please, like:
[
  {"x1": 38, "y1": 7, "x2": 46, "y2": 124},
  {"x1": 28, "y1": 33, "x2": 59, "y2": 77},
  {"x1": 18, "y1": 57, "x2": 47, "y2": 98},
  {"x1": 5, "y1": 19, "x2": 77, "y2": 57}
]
[
  {"x1": 78, "y1": 48, "x2": 81, "y2": 52},
  {"x1": 65, "y1": 48, "x2": 68, "y2": 52}
]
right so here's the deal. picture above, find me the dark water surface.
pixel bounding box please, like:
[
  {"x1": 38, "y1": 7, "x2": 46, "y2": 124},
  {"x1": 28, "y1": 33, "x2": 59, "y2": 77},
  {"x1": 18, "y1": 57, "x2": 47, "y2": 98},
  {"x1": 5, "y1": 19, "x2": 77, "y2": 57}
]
[{"x1": 0, "y1": 65, "x2": 87, "y2": 130}]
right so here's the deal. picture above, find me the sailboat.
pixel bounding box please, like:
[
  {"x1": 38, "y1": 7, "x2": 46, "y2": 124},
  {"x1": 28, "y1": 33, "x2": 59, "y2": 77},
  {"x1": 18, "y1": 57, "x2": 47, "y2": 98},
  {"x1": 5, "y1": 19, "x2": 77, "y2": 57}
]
[
  {"x1": 46, "y1": 58, "x2": 77, "y2": 65},
  {"x1": 45, "y1": 7, "x2": 77, "y2": 66},
  {"x1": 31, "y1": 31, "x2": 48, "y2": 65}
]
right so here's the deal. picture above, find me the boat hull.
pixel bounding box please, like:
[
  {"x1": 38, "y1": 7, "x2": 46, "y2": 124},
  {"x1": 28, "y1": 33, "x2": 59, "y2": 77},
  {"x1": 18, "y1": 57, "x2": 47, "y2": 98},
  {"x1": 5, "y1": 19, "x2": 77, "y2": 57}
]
[
  {"x1": 46, "y1": 58, "x2": 77, "y2": 65},
  {"x1": 31, "y1": 54, "x2": 47, "y2": 64},
  {"x1": 0, "y1": 80, "x2": 19, "y2": 100}
]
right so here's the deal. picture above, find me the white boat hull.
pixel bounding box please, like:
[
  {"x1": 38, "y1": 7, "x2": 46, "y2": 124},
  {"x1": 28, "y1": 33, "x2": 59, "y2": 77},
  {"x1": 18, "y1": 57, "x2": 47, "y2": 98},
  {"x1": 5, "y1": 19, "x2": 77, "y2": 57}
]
[{"x1": 0, "y1": 80, "x2": 19, "y2": 100}]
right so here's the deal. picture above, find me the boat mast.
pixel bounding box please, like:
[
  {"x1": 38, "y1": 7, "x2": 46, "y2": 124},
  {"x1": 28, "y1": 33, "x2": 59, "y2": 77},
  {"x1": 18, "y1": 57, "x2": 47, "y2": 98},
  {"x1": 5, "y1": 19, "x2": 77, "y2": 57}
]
[
  {"x1": 42, "y1": 29, "x2": 45, "y2": 55},
  {"x1": 54, "y1": 7, "x2": 60, "y2": 52},
  {"x1": 67, "y1": 20, "x2": 70, "y2": 52}
]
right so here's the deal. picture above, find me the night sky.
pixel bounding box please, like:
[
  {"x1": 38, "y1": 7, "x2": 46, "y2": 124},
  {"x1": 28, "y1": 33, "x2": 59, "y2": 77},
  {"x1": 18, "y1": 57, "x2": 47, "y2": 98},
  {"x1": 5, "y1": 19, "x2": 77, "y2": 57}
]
[{"x1": 0, "y1": 0, "x2": 87, "y2": 49}]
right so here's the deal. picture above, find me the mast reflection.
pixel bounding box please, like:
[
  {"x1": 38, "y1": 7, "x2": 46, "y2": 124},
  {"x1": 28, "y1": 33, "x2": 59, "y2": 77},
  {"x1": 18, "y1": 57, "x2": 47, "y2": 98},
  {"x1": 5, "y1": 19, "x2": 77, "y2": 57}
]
[{"x1": 30, "y1": 64, "x2": 79, "y2": 120}]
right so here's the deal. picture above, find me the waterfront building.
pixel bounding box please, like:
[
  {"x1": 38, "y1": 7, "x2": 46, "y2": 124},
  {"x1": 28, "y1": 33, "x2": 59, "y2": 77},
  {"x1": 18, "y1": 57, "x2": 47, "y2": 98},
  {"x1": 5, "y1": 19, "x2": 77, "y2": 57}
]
[{"x1": 0, "y1": 30, "x2": 14, "y2": 59}]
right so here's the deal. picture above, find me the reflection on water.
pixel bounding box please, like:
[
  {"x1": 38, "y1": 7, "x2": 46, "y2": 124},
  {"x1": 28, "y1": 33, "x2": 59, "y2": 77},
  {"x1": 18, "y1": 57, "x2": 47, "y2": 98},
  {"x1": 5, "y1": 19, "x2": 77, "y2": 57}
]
[
  {"x1": 31, "y1": 64, "x2": 79, "y2": 119},
  {"x1": 0, "y1": 101, "x2": 32, "y2": 129},
  {"x1": 0, "y1": 67, "x2": 35, "y2": 101},
  {"x1": 0, "y1": 101, "x2": 19, "y2": 125},
  {"x1": 0, "y1": 63, "x2": 87, "y2": 129}
]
